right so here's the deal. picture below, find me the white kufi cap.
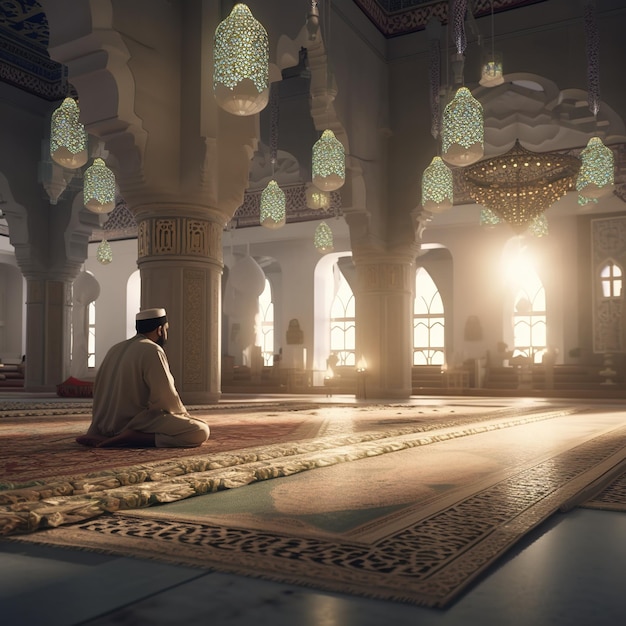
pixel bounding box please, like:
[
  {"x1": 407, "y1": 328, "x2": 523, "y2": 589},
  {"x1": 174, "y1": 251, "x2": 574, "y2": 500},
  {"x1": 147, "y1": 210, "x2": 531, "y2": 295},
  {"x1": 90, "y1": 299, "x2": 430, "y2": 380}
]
[{"x1": 136, "y1": 307, "x2": 167, "y2": 321}]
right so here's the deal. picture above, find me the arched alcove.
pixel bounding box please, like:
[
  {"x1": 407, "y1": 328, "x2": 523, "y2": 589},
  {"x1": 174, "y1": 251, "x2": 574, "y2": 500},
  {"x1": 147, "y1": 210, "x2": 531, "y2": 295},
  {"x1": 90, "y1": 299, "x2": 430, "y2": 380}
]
[{"x1": 126, "y1": 270, "x2": 140, "y2": 339}]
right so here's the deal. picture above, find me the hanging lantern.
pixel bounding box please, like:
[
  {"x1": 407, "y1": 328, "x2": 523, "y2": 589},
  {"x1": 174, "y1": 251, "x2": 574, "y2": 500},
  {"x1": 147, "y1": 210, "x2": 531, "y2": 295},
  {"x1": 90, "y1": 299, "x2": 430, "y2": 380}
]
[
  {"x1": 441, "y1": 87, "x2": 484, "y2": 167},
  {"x1": 213, "y1": 3, "x2": 269, "y2": 116},
  {"x1": 421, "y1": 156, "x2": 453, "y2": 213},
  {"x1": 260, "y1": 180, "x2": 286, "y2": 229},
  {"x1": 479, "y1": 1, "x2": 504, "y2": 88},
  {"x1": 96, "y1": 239, "x2": 113, "y2": 265},
  {"x1": 577, "y1": 137, "x2": 614, "y2": 200},
  {"x1": 479, "y1": 51, "x2": 504, "y2": 87},
  {"x1": 528, "y1": 214, "x2": 548, "y2": 238},
  {"x1": 306, "y1": 183, "x2": 331, "y2": 210},
  {"x1": 83, "y1": 158, "x2": 116, "y2": 213},
  {"x1": 480, "y1": 207, "x2": 501, "y2": 227},
  {"x1": 312, "y1": 129, "x2": 345, "y2": 191},
  {"x1": 314, "y1": 221, "x2": 334, "y2": 254},
  {"x1": 50, "y1": 98, "x2": 88, "y2": 169}
]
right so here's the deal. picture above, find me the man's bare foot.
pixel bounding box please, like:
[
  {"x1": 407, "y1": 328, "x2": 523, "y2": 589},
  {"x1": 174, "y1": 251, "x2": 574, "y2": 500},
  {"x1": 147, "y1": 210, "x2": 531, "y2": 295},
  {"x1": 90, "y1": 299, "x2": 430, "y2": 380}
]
[
  {"x1": 96, "y1": 429, "x2": 156, "y2": 448},
  {"x1": 76, "y1": 434, "x2": 108, "y2": 447}
]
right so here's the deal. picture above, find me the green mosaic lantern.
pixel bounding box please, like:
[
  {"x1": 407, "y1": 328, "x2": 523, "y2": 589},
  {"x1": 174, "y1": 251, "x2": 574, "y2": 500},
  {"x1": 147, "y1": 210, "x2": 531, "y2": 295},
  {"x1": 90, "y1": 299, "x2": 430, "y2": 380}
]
[
  {"x1": 96, "y1": 239, "x2": 113, "y2": 265},
  {"x1": 441, "y1": 87, "x2": 484, "y2": 167},
  {"x1": 50, "y1": 98, "x2": 88, "y2": 169},
  {"x1": 314, "y1": 221, "x2": 333, "y2": 254},
  {"x1": 312, "y1": 130, "x2": 345, "y2": 191},
  {"x1": 306, "y1": 184, "x2": 331, "y2": 210},
  {"x1": 576, "y1": 137, "x2": 614, "y2": 201},
  {"x1": 260, "y1": 180, "x2": 286, "y2": 229},
  {"x1": 213, "y1": 4, "x2": 269, "y2": 116},
  {"x1": 480, "y1": 207, "x2": 501, "y2": 227},
  {"x1": 421, "y1": 156, "x2": 453, "y2": 213},
  {"x1": 528, "y1": 214, "x2": 548, "y2": 238},
  {"x1": 83, "y1": 158, "x2": 116, "y2": 214}
]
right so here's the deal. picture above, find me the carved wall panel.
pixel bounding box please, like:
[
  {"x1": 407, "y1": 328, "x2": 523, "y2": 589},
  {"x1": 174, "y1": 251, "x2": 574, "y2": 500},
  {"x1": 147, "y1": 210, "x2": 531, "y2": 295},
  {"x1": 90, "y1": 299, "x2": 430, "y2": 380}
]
[
  {"x1": 592, "y1": 217, "x2": 626, "y2": 353},
  {"x1": 357, "y1": 261, "x2": 414, "y2": 294},
  {"x1": 182, "y1": 269, "x2": 204, "y2": 386},
  {"x1": 137, "y1": 217, "x2": 222, "y2": 259}
]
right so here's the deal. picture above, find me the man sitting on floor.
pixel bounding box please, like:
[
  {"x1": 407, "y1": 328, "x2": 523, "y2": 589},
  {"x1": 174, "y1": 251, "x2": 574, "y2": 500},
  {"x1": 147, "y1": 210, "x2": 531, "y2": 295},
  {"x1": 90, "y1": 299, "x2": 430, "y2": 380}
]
[{"x1": 76, "y1": 307, "x2": 210, "y2": 448}]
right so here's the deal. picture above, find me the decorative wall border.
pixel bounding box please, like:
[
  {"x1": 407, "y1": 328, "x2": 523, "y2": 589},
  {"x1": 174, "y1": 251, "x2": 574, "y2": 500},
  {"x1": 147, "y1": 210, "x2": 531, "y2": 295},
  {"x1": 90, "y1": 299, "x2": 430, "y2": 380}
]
[
  {"x1": 353, "y1": 0, "x2": 549, "y2": 38},
  {"x1": 591, "y1": 216, "x2": 626, "y2": 354}
]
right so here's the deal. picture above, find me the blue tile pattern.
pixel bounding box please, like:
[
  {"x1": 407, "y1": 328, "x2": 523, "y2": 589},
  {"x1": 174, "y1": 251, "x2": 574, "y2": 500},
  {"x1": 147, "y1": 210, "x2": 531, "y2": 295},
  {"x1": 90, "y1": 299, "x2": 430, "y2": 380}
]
[{"x1": 0, "y1": 0, "x2": 49, "y2": 47}]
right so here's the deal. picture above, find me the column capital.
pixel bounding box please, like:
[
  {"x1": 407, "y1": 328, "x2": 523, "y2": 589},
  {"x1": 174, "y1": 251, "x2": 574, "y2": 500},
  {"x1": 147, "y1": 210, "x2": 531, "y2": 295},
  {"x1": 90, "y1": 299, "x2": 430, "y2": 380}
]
[{"x1": 132, "y1": 205, "x2": 225, "y2": 266}]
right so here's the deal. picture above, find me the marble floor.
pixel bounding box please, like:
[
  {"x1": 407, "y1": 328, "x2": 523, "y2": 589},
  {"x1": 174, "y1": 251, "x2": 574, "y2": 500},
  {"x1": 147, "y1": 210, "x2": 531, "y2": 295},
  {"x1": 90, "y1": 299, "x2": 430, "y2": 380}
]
[{"x1": 1, "y1": 394, "x2": 626, "y2": 625}]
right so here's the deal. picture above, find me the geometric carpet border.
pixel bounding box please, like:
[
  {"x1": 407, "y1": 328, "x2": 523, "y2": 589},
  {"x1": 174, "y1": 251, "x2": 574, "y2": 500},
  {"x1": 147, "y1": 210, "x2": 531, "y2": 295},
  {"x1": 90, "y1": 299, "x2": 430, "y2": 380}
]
[
  {"x1": 0, "y1": 400, "x2": 321, "y2": 418},
  {"x1": 7, "y1": 414, "x2": 626, "y2": 608},
  {"x1": 1, "y1": 406, "x2": 579, "y2": 536},
  {"x1": 578, "y1": 464, "x2": 626, "y2": 512}
]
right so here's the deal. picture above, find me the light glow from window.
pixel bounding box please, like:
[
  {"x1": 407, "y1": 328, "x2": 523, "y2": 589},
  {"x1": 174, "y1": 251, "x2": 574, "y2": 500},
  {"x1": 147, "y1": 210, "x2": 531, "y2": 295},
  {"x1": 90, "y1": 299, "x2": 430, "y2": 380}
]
[
  {"x1": 601, "y1": 261, "x2": 622, "y2": 298},
  {"x1": 256, "y1": 278, "x2": 274, "y2": 366},
  {"x1": 413, "y1": 268, "x2": 445, "y2": 365},
  {"x1": 330, "y1": 270, "x2": 355, "y2": 366}
]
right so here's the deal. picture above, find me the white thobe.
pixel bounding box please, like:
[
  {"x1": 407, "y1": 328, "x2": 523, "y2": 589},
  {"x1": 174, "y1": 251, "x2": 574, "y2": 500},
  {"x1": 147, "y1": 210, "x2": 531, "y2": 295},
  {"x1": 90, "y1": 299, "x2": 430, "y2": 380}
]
[{"x1": 88, "y1": 335, "x2": 209, "y2": 447}]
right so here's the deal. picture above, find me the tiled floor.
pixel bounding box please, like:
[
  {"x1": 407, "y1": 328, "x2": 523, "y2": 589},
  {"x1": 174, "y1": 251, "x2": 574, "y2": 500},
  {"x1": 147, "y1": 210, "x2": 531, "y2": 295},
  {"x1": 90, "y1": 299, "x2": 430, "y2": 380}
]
[{"x1": 2, "y1": 508, "x2": 625, "y2": 625}]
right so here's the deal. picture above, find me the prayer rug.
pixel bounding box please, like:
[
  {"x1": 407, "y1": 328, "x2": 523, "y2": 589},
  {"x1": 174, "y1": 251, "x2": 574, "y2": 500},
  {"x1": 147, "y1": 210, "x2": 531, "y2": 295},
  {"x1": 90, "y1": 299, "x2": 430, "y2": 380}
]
[
  {"x1": 7, "y1": 404, "x2": 626, "y2": 607},
  {"x1": 578, "y1": 462, "x2": 626, "y2": 512},
  {"x1": 0, "y1": 402, "x2": 324, "y2": 491},
  {"x1": 1, "y1": 403, "x2": 559, "y2": 534}
]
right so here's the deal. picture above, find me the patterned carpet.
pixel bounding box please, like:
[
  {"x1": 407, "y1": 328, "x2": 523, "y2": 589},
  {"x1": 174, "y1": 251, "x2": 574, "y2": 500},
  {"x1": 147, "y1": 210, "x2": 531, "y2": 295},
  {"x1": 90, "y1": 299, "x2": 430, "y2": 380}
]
[
  {"x1": 579, "y1": 463, "x2": 626, "y2": 512},
  {"x1": 0, "y1": 403, "x2": 324, "y2": 490},
  {"x1": 5, "y1": 402, "x2": 626, "y2": 607}
]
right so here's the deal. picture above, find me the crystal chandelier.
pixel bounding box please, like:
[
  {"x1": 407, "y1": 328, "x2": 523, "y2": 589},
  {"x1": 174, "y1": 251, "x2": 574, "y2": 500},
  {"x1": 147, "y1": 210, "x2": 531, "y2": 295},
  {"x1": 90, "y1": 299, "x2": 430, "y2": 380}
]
[
  {"x1": 260, "y1": 180, "x2": 286, "y2": 229},
  {"x1": 421, "y1": 156, "x2": 453, "y2": 213},
  {"x1": 50, "y1": 98, "x2": 88, "y2": 169},
  {"x1": 83, "y1": 158, "x2": 116, "y2": 214},
  {"x1": 96, "y1": 239, "x2": 113, "y2": 264},
  {"x1": 213, "y1": 4, "x2": 269, "y2": 116},
  {"x1": 314, "y1": 221, "x2": 333, "y2": 253},
  {"x1": 312, "y1": 129, "x2": 345, "y2": 191},
  {"x1": 441, "y1": 87, "x2": 484, "y2": 167},
  {"x1": 577, "y1": 136, "x2": 614, "y2": 201},
  {"x1": 464, "y1": 140, "x2": 580, "y2": 233}
]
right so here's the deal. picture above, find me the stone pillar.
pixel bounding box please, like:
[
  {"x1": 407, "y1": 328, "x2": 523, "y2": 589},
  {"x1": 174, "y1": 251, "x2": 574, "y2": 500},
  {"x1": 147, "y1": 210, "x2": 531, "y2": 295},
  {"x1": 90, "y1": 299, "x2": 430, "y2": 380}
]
[
  {"x1": 7, "y1": 193, "x2": 97, "y2": 393},
  {"x1": 135, "y1": 203, "x2": 224, "y2": 404},
  {"x1": 24, "y1": 278, "x2": 72, "y2": 392},
  {"x1": 352, "y1": 252, "x2": 416, "y2": 399}
]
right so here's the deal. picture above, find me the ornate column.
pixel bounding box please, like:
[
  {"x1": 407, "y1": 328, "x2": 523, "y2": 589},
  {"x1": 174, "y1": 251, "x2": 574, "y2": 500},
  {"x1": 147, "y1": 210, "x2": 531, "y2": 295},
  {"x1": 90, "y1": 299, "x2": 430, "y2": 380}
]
[
  {"x1": 134, "y1": 203, "x2": 225, "y2": 404},
  {"x1": 23, "y1": 278, "x2": 72, "y2": 392},
  {"x1": 7, "y1": 193, "x2": 97, "y2": 393},
  {"x1": 352, "y1": 249, "x2": 417, "y2": 399}
]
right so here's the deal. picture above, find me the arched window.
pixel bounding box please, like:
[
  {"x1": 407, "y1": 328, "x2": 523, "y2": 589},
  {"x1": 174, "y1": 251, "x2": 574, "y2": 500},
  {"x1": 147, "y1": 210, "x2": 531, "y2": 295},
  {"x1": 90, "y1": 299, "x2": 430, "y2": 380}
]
[
  {"x1": 330, "y1": 270, "x2": 355, "y2": 366},
  {"x1": 88, "y1": 301, "x2": 96, "y2": 368},
  {"x1": 413, "y1": 268, "x2": 445, "y2": 365},
  {"x1": 257, "y1": 278, "x2": 274, "y2": 366},
  {"x1": 513, "y1": 271, "x2": 546, "y2": 363},
  {"x1": 126, "y1": 270, "x2": 140, "y2": 339},
  {"x1": 600, "y1": 261, "x2": 623, "y2": 298}
]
